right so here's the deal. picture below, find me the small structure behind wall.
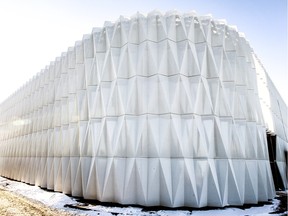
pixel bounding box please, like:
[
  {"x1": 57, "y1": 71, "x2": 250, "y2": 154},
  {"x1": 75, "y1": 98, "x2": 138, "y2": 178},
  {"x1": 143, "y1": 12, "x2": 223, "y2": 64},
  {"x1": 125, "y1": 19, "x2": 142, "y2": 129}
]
[{"x1": 267, "y1": 133, "x2": 285, "y2": 190}]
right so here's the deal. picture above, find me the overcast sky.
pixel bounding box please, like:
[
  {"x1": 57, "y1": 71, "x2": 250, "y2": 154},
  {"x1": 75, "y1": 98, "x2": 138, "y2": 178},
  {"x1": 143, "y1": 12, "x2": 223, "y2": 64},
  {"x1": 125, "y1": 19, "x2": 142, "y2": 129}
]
[{"x1": 0, "y1": 0, "x2": 287, "y2": 104}]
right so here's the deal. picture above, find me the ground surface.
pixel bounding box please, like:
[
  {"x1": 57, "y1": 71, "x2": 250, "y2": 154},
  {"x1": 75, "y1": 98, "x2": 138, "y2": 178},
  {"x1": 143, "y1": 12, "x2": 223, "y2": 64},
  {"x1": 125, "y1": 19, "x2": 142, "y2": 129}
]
[
  {"x1": 0, "y1": 188, "x2": 74, "y2": 216},
  {"x1": 0, "y1": 176, "x2": 287, "y2": 216}
]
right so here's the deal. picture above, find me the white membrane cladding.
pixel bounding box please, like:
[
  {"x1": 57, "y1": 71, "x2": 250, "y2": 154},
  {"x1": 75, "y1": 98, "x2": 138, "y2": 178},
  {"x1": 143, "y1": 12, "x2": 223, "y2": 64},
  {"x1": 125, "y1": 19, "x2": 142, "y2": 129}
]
[
  {"x1": 0, "y1": 10, "x2": 286, "y2": 207},
  {"x1": 254, "y1": 55, "x2": 288, "y2": 187}
]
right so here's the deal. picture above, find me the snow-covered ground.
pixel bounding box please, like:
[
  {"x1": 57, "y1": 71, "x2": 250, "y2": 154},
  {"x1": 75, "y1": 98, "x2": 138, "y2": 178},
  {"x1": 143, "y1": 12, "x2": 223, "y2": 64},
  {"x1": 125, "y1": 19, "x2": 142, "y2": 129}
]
[{"x1": 0, "y1": 176, "x2": 286, "y2": 216}]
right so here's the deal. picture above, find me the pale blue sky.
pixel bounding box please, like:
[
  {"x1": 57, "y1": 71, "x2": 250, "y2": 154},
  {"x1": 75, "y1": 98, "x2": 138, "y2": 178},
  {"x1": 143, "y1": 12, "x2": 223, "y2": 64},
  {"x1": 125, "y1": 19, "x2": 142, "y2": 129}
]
[{"x1": 0, "y1": 0, "x2": 287, "y2": 103}]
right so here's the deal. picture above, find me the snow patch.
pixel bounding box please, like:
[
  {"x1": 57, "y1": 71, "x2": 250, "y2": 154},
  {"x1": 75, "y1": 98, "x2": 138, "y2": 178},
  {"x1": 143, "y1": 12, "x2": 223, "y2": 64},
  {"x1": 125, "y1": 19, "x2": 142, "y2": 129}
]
[{"x1": 0, "y1": 176, "x2": 286, "y2": 216}]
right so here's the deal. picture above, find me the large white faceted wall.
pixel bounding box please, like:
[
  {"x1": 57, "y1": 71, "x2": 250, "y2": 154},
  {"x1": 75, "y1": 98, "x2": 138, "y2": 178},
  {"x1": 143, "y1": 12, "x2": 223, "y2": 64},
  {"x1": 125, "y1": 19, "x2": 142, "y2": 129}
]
[{"x1": 0, "y1": 11, "x2": 286, "y2": 207}]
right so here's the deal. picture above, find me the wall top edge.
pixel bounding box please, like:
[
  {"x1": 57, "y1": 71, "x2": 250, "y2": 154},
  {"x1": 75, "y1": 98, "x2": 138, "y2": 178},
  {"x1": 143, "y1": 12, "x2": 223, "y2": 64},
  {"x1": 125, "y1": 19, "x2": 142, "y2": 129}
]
[{"x1": 0, "y1": 10, "x2": 258, "y2": 105}]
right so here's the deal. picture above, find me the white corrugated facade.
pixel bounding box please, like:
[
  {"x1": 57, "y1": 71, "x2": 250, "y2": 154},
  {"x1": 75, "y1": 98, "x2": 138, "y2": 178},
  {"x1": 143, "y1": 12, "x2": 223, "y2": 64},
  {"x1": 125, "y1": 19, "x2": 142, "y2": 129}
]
[{"x1": 0, "y1": 11, "x2": 287, "y2": 207}]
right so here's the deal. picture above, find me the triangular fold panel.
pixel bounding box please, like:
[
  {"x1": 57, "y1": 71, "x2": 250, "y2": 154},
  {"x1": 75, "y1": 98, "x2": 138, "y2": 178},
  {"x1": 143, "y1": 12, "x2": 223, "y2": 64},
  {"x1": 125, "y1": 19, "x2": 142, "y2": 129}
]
[
  {"x1": 123, "y1": 158, "x2": 136, "y2": 203},
  {"x1": 135, "y1": 115, "x2": 148, "y2": 157},
  {"x1": 219, "y1": 82, "x2": 235, "y2": 114},
  {"x1": 113, "y1": 158, "x2": 125, "y2": 202},
  {"x1": 207, "y1": 159, "x2": 222, "y2": 206},
  {"x1": 194, "y1": 159, "x2": 208, "y2": 207},
  {"x1": 104, "y1": 25, "x2": 113, "y2": 47},
  {"x1": 101, "y1": 81, "x2": 115, "y2": 112},
  {"x1": 120, "y1": 20, "x2": 129, "y2": 45},
  {"x1": 71, "y1": 157, "x2": 83, "y2": 197},
  {"x1": 192, "y1": 116, "x2": 208, "y2": 158},
  {"x1": 233, "y1": 92, "x2": 246, "y2": 119},
  {"x1": 206, "y1": 78, "x2": 219, "y2": 111},
  {"x1": 166, "y1": 15, "x2": 176, "y2": 41},
  {"x1": 77, "y1": 157, "x2": 89, "y2": 194},
  {"x1": 95, "y1": 157, "x2": 107, "y2": 199},
  {"x1": 135, "y1": 158, "x2": 148, "y2": 205},
  {"x1": 117, "y1": 78, "x2": 130, "y2": 113},
  {"x1": 128, "y1": 18, "x2": 139, "y2": 44},
  {"x1": 157, "y1": 16, "x2": 167, "y2": 41},
  {"x1": 97, "y1": 118, "x2": 108, "y2": 157},
  {"x1": 179, "y1": 41, "x2": 201, "y2": 76},
  {"x1": 167, "y1": 40, "x2": 179, "y2": 75},
  {"x1": 147, "y1": 158, "x2": 160, "y2": 205},
  {"x1": 215, "y1": 159, "x2": 228, "y2": 206},
  {"x1": 54, "y1": 157, "x2": 62, "y2": 191},
  {"x1": 104, "y1": 117, "x2": 118, "y2": 156},
  {"x1": 194, "y1": 18, "x2": 206, "y2": 43},
  {"x1": 227, "y1": 160, "x2": 242, "y2": 205},
  {"x1": 62, "y1": 157, "x2": 71, "y2": 194},
  {"x1": 102, "y1": 158, "x2": 114, "y2": 202},
  {"x1": 117, "y1": 45, "x2": 129, "y2": 78},
  {"x1": 245, "y1": 123, "x2": 257, "y2": 159},
  {"x1": 107, "y1": 82, "x2": 125, "y2": 116},
  {"x1": 170, "y1": 116, "x2": 184, "y2": 157},
  {"x1": 244, "y1": 160, "x2": 258, "y2": 203},
  {"x1": 157, "y1": 117, "x2": 171, "y2": 158},
  {"x1": 256, "y1": 128, "x2": 266, "y2": 160},
  {"x1": 230, "y1": 125, "x2": 245, "y2": 158},
  {"x1": 212, "y1": 46, "x2": 223, "y2": 72},
  {"x1": 159, "y1": 158, "x2": 173, "y2": 206},
  {"x1": 127, "y1": 44, "x2": 138, "y2": 77},
  {"x1": 184, "y1": 16, "x2": 194, "y2": 41},
  {"x1": 225, "y1": 50, "x2": 236, "y2": 76},
  {"x1": 113, "y1": 117, "x2": 127, "y2": 157},
  {"x1": 147, "y1": 42, "x2": 158, "y2": 76},
  {"x1": 176, "y1": 18, "x2": 187, "y2": 41},
  {"x1": 178, "y1": 76, "x2": 194, "y2": 114},
  {"x1": 47, "y1": 157, "x2": 54, "y2": 190},
  {"x1": 111, "y1": 116, "x2": 125, "y2": 157},
  {"x1": 40, "y1": 157, "x2": 48, "y2": 188},
  {"x1": 147, "y1": 115, "x2": 160, "y2": 157},
  {"x1": 183, "y1": 159, "x2": 198, "y2": 207},
  {"x1": 160, "y1": 75, "x2": 179, "y2": 113},
  {"x1": 79, "y1": 121, "x2": 89, "y2": 156},
  {"x1": 136, "y1": 42, "x2": 148, "y2": 76},
  {"x1": 157, "y1": 76, "x2": 170, "y2": 113},
  {"x1": 126, "y1": 78, "x2": 141, "y2": 114},
  {"x1": 147, "y1": 76, "x2": 159, "y2": 114},
  {"x1": 231, "y1": 160, "x2": 245, "y2": 203},
  {"x1": 257, "y1": 161, "x2": 268, "y2": 201},
  {"x1": 69, "y1": 123, "x2": 80, "y2": 157},
  {"x1": 216, "y1": 84, "x2": 232, "y2": 117},
  {"x1": 90, "y1": 119, "x2": 105, "y2": 156},
  {"x1": 203, "y1": 45, "x2": 219, "y2": 78},
  {"x1": 201, "y1": 116, "x2": 215, "y2": 157},
  {"x1": 84, "y1": 157, "x2": 97, "y2": 199},
  {"x1": 200, "y1": 19, "x2": 211, "y2": 43},
  {"x1": 171, "y1": 159, "x2": 184, "y2": 207},
  {"x1": 195, "y1": 78, "x2": 213, "y2": 115},
  {"x1": 101, "y1": 50, "x2": 117, "y2": 81},
  {"x1": 195, "y1": 43, "x2": 206, "y2": 71},
  {"x1": 221, "y1": 52, "x2": 234, "y2": 81},
  {"x1": 157, "y1": 40, "x2": 168, "y2": 75}
]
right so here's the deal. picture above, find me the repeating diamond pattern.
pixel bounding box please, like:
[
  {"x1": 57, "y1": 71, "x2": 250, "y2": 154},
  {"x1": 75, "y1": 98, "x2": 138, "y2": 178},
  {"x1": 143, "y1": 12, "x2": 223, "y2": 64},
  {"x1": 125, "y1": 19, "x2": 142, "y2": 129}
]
[{"x1": 0, "y1": 11, "x2": 286, "y2": 207}]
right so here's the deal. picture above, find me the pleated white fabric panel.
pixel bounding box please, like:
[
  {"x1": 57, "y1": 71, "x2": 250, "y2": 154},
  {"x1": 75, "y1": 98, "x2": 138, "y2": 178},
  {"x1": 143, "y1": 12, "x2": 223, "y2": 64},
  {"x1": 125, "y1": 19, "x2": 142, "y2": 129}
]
[
  {"x1": 0, "y1": 10, "x2": 286, "y2": 207},
  {"x1": 254, "y1": 55, "x2": 288, "y2": 187}
]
